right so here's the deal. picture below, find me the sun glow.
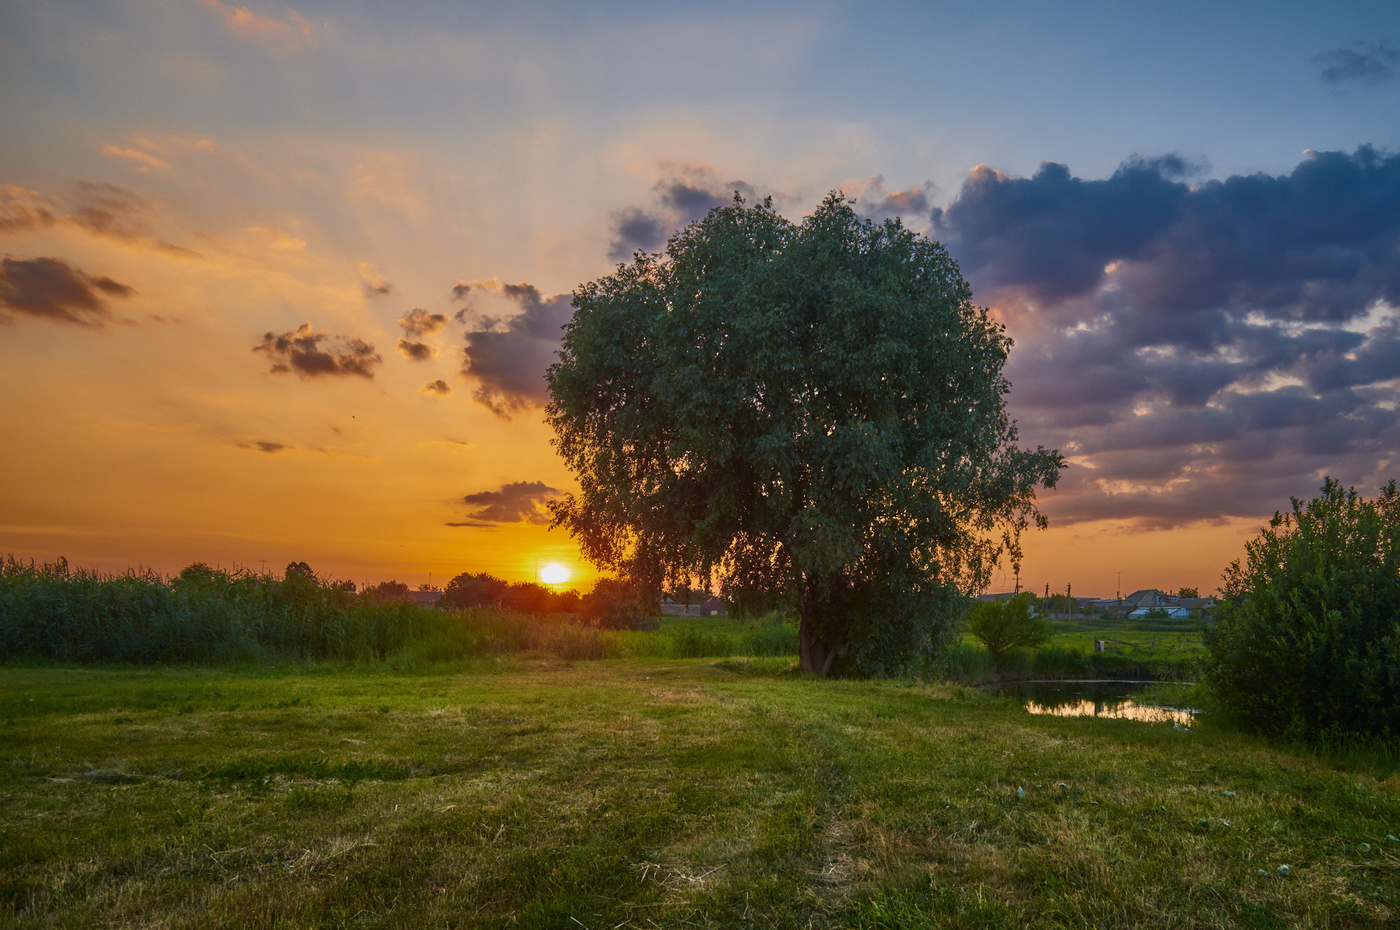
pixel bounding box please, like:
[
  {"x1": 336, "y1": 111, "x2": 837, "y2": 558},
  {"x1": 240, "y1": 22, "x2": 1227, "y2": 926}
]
[{"x1": 540, "y1": 563, "x2": 571, "y2": 586}]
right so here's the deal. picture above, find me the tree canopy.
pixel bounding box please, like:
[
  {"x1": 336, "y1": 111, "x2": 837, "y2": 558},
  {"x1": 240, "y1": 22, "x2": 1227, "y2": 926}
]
[{"x1": 547, "y1": 194, "x2": 1063, "y2": 676}]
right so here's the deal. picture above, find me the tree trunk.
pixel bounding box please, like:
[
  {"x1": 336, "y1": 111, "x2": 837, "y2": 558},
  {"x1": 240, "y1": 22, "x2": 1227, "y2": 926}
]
[{"x1": 797, "y1": 587, "x2": 837, "y2": 676}]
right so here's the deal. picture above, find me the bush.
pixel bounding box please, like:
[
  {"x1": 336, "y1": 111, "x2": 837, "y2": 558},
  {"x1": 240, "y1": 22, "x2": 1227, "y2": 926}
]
[
  {"x1": 1204, "y1": 478, "x2": 1400, "y2": 741},
  {"x1": 580, "y1": 578, "x2": 658, "y2": 631},
  {"x1": 964, "y1": 594, "x2": 1049, "y2": 668}
]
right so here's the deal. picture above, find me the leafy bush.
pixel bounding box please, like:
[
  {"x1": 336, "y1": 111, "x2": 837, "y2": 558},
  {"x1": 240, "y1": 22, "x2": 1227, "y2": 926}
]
[
  {"x1": 1204, "y1": 478, "x2": 1400, "y2": 741},
  {"x1": 964, "y1": 594, "x2": 1050, "y2": 668},
  {"x1": 580, "y1": 578, "x2": 658, "y2": 631}
]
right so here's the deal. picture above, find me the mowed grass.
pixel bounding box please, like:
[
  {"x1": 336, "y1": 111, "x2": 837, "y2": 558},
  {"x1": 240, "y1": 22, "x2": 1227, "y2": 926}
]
[{"x1": 2, "y1": 659, "x2": 1397, "y2": 929}]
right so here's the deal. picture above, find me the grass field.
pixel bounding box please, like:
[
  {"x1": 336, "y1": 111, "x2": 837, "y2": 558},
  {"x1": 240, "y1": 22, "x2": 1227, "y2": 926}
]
[{"x1": 3, "y1": 658, "x2": 1396, "y2": 928}]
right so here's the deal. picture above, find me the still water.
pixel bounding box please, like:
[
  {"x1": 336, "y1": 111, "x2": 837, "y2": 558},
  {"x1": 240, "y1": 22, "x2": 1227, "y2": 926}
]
[{"x1": 995, "y1": 680, "x2": 1195, "y2": 726}]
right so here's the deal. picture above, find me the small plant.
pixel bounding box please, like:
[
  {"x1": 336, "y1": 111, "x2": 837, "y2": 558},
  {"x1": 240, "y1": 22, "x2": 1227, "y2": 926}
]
[{"x1": 965, "y1": 594, "x2": 1050, "y2": 669}]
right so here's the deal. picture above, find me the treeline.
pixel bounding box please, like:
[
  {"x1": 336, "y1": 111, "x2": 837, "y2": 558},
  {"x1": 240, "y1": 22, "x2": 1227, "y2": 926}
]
[
  {"x1": 441, "y1": 572, "x2": 655, "y2": 629},
  {"x1": 0, "y1": 557, "x2": 749, "y2": 665}
]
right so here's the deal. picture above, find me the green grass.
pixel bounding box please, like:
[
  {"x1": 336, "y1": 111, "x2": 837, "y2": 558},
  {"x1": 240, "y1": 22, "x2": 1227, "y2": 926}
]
[{"x1": 2, "y1": 660, "x2": 1396, "y2": 928}]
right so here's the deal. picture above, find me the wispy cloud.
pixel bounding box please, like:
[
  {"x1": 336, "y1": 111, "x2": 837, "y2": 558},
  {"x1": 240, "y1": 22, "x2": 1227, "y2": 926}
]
[
  {"x1": 252, "y1": 323, "x2": 382, "y2": 379},
  {"x1": 201, "y1": 0, "x2": 319, "y2": 51},
  {"x1": 421, "y1": 379, "x2": 452, "y2": 396},
  {"x1": 0, "y1": 256, "x2": 135, "y2": 327},
  {"x1": 1315, "y1": 40, "x2": 1399, "y2": 88}
]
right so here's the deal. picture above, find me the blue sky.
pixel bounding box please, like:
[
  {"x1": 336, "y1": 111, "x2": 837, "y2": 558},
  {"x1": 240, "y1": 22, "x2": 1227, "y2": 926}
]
[{"x1": 1, "y1": 0, "x2": 1397, "y2": 593}]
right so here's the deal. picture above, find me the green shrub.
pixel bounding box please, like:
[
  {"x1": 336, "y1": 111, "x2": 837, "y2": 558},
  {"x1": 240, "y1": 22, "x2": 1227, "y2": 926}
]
[
  {"x1": 1204, "y1": 478, "x2": 1400, "y2": 741},
  {"x1": 964, "y1": 594, "x2": 1050, "y2": 668}
]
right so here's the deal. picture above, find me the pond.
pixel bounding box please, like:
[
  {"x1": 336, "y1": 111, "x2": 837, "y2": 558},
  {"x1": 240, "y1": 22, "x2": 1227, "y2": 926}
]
[{"x1": 994, "y1": 680, "x2": 1196, "y2": 726}]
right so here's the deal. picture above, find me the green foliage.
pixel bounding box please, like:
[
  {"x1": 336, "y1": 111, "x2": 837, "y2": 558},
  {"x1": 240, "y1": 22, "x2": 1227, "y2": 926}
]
[
  {"x1": 1205, "y1": 478, "x2": 1400, "y2": 741},
  {"x1": 580, "y1": 578, "x2": 658, "y2": 631},
  {"x1": 1177, "y1": 586, "x2": 1199, "y2": 598},
  {"x1": 548, "y1": 193, "x2": 1063, "y2": 677},
  {"x1": 964, "y1": 594, "x2": 1050, "y2": 667}
]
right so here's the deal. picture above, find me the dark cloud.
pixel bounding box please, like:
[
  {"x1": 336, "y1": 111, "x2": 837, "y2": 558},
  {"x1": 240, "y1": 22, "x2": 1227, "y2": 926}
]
[
  {"x1": 421, "y1": 379, "x2": 452, "y2": 396},
  {"x1": 398, "y1": 308, "x2": 448, "y2": 337},
  {"x1": 460, "y1": 480, "x2": 560, "y2": 525},
  {"x1": 933, "y1": 147, "x2": 1400, "y2": 529},
  {"x1": 608, "y1": 165, "x2": 758, "y2": 261},
  {"x1": 396, "y1": 338, "x2": 435, "y2": 361},
  {"x1": 252, "y1": 323, "x2": 382, "y2": 379},
  {"x1": 0, "y1": 256, "x2": 135, "y2": 326},
  {"x1": 236, "y1": 440, "x2": 289, "y2": 453},
  {"x1": 1315, "y1": 41, "x2": 1399, "y2": 87},
  {"x1": 456, "y1": 279, "x2": 573, "y2": 418},
  {"x1": 451, "y1": 280, "x2": 472, "y2": 301}
]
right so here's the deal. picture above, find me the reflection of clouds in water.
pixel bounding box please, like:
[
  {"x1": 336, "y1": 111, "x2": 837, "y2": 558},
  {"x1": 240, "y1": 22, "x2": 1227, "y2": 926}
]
[{"x1": 1026, "y1": 700, "x2": 1193, "y2": 726}]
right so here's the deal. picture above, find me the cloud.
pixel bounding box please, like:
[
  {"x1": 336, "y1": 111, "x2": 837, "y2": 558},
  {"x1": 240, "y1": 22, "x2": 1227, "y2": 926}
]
[
  {"x1": 101, "y1": 144, "x2": 168, "y2": 174},
  {"x1": 1315, "y1": 41, "x2": 1399, "y2": 87},
  {"x1": 0, "y1": 187, "x2": 56, "y2": 233},
  {"x1": 357, "y1": 261, "x2": 392, "y2": 297},
  {"x1": 236, "y1": 440, "x2": 290, "y2": 453},
  {"x1": 398, "y1": 308, "x2": 447, "y2": 337},
  {"x1": 0, "y1": 256, "x2": 135, "y2": 327},
  {"x1": 421, "y1": 379, "x2": 452, "y2": 396},
  {"x1": 201, "y1": 0, "x2": 318, "y2": 51},
  {"x1": 456, "y1": 278, "x2": 573, "y2": 417},
  {"x1": 396, "y1": 338, "x2": 435, "y2": 360},
  {"x1": 932, "y1": 147, "x2": 1400, "y2": 528},
  {"x1": 843, "y1": 175, "x2": 938, "y2": 228},
  {"x1": 608, "y1": 164, "x2": 758, "y2": 261},
  {"x1": 459, "y1": 480, "x2": 560, "y2": 525},
  {"x1": 252, "y1": 323, "x2": 382, "y2": 379}
]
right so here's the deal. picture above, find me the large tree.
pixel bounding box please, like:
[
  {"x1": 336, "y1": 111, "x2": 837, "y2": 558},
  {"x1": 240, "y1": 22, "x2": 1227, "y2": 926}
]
[{"x1": 547, "y1": 194, "x2": 1063, "y2": 676}]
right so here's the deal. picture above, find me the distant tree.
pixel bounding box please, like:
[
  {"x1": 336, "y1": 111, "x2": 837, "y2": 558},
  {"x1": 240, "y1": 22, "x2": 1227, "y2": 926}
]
[
  {"x1": 1143, "y1": 606, "x2": 1170, "y2": 619},
  {"x1": 502, "y1": 582, "x2": 551, "y2": 615},
  {"x1": 966, "y1": 594, "x2": 1051, "y2": 668},
  {"x1": 365, "y1": 580, "x2": 410, "y2": 601},
  {"x1": 547, "y1": 194, "x2": 1063, "y2": 677},
  {"x1": 581, "y1": 578, "x2": 658, "y2": 631},
  {"x1": 1177, "y1": 586, "x2": 1199, "y2": 598},
  {"x1": 1205, "y1": 478, "x2": 1400, "y2": 740},
  {"x1": 176, "y1": 562, "x2": 226, "y2": 584},
  {"x1": 443, "y1": 571, "x2": 509, "y2": 609},
  {"x1": 284, "y1": 561, "x2": 317, "y2": 584}
]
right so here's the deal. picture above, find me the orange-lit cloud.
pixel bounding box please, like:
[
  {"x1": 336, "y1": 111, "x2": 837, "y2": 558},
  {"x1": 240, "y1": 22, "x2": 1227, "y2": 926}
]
[
  {"x1": 201, "y1": 0, "x2": 318, "y2": 51},
  {"x1": 421, "y1": 379, "x2": 452, "y2": 396},
  {"x1": 0, "y1": 187, "x2": 57, "y2": 233},
  {"x1": 101, "y1": 142, "x2": 169, "y2": 174},
  {"x1": 396, "y1": 338, "x2": 435, "y2": 360}
]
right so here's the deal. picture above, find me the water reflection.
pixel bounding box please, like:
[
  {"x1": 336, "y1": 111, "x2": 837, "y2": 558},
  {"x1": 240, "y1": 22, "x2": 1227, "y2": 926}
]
[
  {"x1": 1024, "y1": 698, "x2": 1193, "y2": 726},
  {"x1": 996, "y1": 681, "x2": 1195, "y2": 726}
]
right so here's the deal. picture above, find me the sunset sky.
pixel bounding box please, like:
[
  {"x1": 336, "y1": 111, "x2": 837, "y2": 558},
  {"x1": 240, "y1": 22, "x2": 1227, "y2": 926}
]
[{"x1": 2, "y1": 1, "x2": 1398, "y2": 597}]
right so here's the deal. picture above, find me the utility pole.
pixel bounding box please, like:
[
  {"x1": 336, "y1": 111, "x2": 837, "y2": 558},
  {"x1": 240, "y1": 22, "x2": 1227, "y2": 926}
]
[
  {"x1": 1116, "y1": 571, "x2": 1121, "y2": 600},
  {"x1": 1067, "y1": 582, "x2": 1072, "y2": 618},
  {"x1": 1044, "y1": 582, "x2": 1050, "y2": 617}
]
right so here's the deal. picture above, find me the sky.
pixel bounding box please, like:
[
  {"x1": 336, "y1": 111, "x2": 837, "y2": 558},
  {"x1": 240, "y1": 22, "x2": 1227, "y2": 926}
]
[{"x1": 1, "y1": 0, "x2": 1398, "y2": 597}]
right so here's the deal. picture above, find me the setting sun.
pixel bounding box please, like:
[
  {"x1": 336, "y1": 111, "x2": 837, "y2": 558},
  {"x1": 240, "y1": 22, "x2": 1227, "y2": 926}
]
[{"x1": 540, "y1": 563, "x2": 571, "y2": 586}]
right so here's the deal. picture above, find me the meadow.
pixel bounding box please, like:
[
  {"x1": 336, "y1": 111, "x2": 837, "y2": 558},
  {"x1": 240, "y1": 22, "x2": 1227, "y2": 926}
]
[
  {"x1": 3, "y1": 658, "x2": 1397, "y2": 928},
  {"x1": 3, "y1": 564, "x2": 1396, "y2": 927}
]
